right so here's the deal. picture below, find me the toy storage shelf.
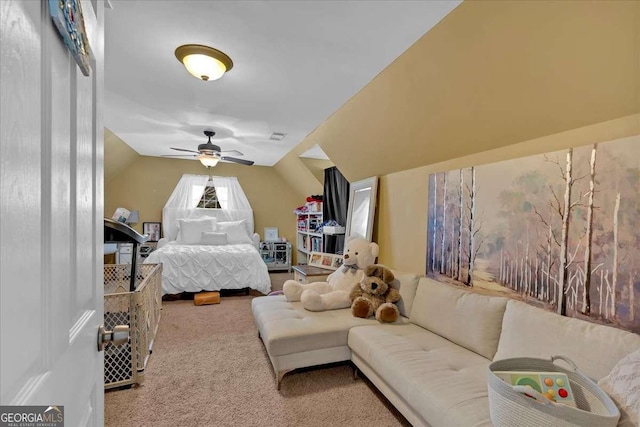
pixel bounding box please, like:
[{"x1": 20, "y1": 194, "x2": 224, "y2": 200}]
[{"x1": 296, "y1": 211, "x2": 323, "y2": 264}]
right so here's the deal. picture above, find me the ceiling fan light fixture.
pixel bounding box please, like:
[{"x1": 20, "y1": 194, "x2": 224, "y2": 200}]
[
  {"x1": 198, "y1": 154, "x2": 220, "y2": 168},
  {"x1": 175, "y1": 44, "x2": 233, "y2": 81}
]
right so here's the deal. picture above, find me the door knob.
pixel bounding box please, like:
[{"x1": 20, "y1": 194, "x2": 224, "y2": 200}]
[{"x1": 97, "y1": 324, "x2": 130, "y2": 351}]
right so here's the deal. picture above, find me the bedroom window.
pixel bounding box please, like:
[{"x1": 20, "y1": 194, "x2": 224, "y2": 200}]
[
  {"x1": 164, "y1": 174, "x2": 252, "y2": 241},
  {"x1": 197, "y1": 185, "x2": 222, "y2": 209}
]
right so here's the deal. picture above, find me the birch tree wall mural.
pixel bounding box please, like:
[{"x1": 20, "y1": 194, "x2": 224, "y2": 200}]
[{"x1": 427, "y1": 137, "x2": 640, "y2": 333}]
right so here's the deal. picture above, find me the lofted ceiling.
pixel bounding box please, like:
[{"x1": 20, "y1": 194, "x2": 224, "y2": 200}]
[{"x1": 104, "y1": 0, "x2": 461, "y2": 166}]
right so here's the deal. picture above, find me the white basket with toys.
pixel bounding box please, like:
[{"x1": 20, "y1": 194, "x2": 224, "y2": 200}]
[{"x1": 488, "y1": 355, "x2": 620, "y2": 427}]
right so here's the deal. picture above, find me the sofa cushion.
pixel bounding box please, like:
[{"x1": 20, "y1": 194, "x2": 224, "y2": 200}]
[
  {"x1": 409, "y1": 277, "x2": 508, "y2": 360},
  {"x1": 251, "y1": 295, "x2": 406, "y2": 357},
  {"x1": 390, "y1": 270, "x2": 420, "y2": 318},
  {"x1": 349, "y1": 324, "x2": 492, "y2": 427},
  {"x1": 494, "y1": 300, "x2": 640, "y2": 381}
]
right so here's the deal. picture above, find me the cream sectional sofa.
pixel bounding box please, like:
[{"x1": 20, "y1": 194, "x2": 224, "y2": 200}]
[{"x1": 251, "y1": 271, "x2": 640, "y2": 427}]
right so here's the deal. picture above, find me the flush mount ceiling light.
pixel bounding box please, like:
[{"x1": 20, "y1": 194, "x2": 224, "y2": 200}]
[{"x1": 175, "y1": 44, "x2": 233, "y2": 81}]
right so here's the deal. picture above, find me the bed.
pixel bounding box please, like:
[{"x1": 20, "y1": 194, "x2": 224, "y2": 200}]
[{"x1": 143, "y1": 209, "x2": 271, "y2": 296}]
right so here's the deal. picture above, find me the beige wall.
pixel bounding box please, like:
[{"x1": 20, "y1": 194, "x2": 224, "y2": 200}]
[
  {"x1": 299, "y1": 158, "x2": 334, "y2": 185},
  {"x1": 105, "y1": 156, "x2": 302, "y2": 259},
  {"x1": 273, "y1": 154, "x2": 323, "y2": 200},
  {"x1": 104, "y1": 128, "x2": 139, "y2": 184},
  {"x1": 375, "y1": 115, "x2": 640, "y2": 273}
]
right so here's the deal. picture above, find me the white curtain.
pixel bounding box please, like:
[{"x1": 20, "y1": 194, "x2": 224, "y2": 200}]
[
  {"x1": 162, "y1": 174, "x2": 254, "y2": 241},
  {"x1": 210, "y1": 176, "x2": 251, "y2": 211},
  {"x1": 162, "y1": 174, "x2": 209, "y2": 241}
]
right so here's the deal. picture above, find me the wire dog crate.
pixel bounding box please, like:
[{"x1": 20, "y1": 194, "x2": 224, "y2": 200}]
[{"x1": 104, "y1": 263, "x2": 162, "y2": 389}]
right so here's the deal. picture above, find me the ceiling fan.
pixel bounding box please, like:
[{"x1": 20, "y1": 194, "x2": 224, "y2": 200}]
[{"x1": 164, "y1": 130, "x2": 255, "y2": 166}]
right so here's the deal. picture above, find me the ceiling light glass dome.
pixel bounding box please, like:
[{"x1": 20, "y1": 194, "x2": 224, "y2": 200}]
[{"x1": 175, "y1": 44, "x2": 233, "y2": 81}]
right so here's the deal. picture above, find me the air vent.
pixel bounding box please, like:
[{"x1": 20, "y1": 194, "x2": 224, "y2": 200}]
[{"x1": 269, "y1": 132, "x2": 286, "y2": 141}]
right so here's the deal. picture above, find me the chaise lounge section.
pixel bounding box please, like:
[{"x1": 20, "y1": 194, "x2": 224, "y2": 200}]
[
  {"x1": 251, "y1": 271, "x2": 420, "y2": 389},
  {"x1": 252, "y1": 272, "x2": 640, "y2": 426}
]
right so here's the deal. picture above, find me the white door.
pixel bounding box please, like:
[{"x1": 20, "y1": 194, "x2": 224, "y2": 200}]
[{"x1": 1, "y1": 0, "x2": 104, "y2": 425}]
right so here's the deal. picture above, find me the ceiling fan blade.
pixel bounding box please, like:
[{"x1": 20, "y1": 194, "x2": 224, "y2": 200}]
[
  {"x1": 219, "y1": 150, "x2": 244, "y2": 157},
  {"x1": 162, "y1": 154, "x2": 196, "y2": 158},
  {"x1": 170, "y1": 147, "x2": 199, "y2": 153},
  {"x1": 222, "y1": 156, "x2": 254, "y2": 166}
]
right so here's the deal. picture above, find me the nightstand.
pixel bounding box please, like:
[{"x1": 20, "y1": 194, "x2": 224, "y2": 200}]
[
  {"x1": 260, "y1": 241, "x2": 292, "y2": 272},
  {"x1": 140, "y1": 241, "x2": 157, "y2": 258},
  {"x1": 115, "y1": 241, "x2": 157, "y2": 264}
]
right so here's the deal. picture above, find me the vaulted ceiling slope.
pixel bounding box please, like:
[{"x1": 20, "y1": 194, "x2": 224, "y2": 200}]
[
  {"x1": 104, "y1": 1, "x2": 461, "y2": 166},
  {"x1": 292, "y1": 0, "x2": 640, "y2": 182}
]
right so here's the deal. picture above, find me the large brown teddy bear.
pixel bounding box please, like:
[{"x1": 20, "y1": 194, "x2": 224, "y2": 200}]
[{"x1": 349, "y1": 265, "x2": 400, "y2": 323}]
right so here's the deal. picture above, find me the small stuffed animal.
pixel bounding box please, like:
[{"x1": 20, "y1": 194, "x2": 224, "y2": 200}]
[
  {"x1": 282, "y1": 236, "x2": 379, "y2": 312},
  {"x1": 350, "y1": 264, "x2": 400, "y2": 323}
]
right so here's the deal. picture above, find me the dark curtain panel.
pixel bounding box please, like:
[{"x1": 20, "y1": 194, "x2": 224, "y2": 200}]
[{"x1": 323, "y1": 166, "x2": 350, "y2": 254}]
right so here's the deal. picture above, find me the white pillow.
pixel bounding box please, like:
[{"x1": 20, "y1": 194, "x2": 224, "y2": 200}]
[
  {"x1": 217, "y1": 220, "x2": 253, "y2": 245},
  {"x1": 201, "y1": 232, "x2": 228, "y2": 246},
  {"x1": 598, "y1": 347, "x2": 640, "y2": 426},
  {"x1": 217, "y1": 219, "x2": 251, "y2": 233},
  {"x1": 177, "y1": 218, "x2": 216, "y2": 244}
]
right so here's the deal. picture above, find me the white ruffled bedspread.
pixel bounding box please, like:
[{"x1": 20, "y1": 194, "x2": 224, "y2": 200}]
[{"x1": 143, "y1": 242, "x2": 271, "y2": 295}]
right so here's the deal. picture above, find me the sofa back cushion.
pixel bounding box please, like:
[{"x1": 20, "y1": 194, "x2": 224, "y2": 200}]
[
  {"x1": 494, "y1": 300, "x2": 640, "y2": 381},
  {"x1": 410, "y1": 277, "x2": 508, "y2": 360},
  {"x1": 389, "y1": 270, "x2": 420, "y2": 318}
]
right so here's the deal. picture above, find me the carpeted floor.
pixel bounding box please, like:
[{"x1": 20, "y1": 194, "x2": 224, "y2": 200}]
[
  {"x1": 267, "y1": 271, "x2": 293, "y2": 292},
  {"x1": 105, "y1": 275, "x2": 409, "y2": 427}
]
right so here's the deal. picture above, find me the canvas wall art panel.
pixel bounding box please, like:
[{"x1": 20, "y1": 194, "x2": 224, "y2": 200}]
[
  {"x1": 49, "y1": 0, "x2": 92, "y2": 76},
  {"x1": 427, "y1": 136, "x2": 640, "y2": 333}
]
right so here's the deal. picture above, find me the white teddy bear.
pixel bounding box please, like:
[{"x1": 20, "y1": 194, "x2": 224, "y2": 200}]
[{"x1": 283, "y1": 236, "x2": 379, "y2": 312}]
